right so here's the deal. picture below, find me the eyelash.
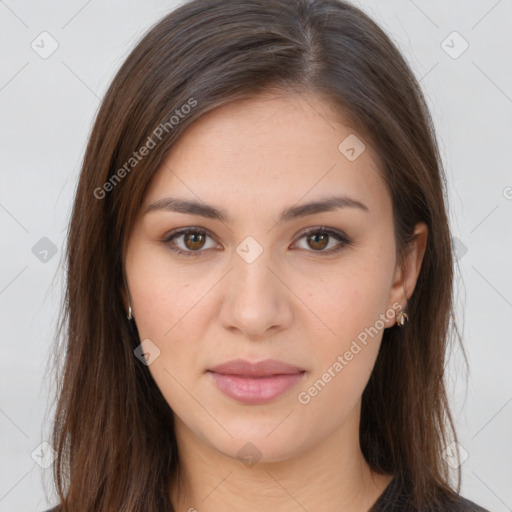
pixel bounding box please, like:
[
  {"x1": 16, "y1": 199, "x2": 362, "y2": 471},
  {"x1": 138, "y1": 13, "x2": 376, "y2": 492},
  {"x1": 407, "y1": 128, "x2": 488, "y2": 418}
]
[{"x1": 161, "y1": 226, "x2": 351, "y2": 258}]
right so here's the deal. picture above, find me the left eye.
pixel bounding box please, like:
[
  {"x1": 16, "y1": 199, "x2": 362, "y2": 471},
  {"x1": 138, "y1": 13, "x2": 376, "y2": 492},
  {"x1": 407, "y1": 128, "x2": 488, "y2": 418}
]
[
  {"x1": 162, "y1": 227, "x2": 350, "y2": 257},
  {"x1": 293, "y1": 228, "x2": 350, "y2": 254}
]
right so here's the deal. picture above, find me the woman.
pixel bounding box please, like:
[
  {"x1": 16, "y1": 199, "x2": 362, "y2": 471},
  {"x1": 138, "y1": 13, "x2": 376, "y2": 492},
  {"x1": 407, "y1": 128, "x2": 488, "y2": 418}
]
[{"x1": 45, "y1": 0, "x2": 490, "y2": 510}]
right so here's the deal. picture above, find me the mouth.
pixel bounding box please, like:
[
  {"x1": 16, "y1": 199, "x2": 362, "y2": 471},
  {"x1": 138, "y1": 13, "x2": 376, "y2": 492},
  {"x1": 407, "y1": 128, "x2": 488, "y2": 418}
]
[{"x1": 207, "y1": 359, "x2": 306, "y2": 404}]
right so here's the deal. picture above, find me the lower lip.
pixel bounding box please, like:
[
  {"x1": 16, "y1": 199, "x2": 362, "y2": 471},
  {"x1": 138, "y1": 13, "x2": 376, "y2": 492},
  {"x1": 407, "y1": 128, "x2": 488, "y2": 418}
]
[{"x1": 208, "y1": 371, "x2": 305, "y2": 404}]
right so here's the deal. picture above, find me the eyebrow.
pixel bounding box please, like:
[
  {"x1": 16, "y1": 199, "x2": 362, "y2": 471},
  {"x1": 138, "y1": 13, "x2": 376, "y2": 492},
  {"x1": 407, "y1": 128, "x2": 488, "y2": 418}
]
[{"x1": 143, "y1": 194, "x2": 369, "y2": 223}]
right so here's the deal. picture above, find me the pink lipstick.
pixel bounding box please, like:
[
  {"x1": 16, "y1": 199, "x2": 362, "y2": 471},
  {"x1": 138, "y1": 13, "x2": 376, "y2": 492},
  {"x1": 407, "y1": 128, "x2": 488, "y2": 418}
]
[{"x1": 208, "y1": 359, "x2": 306, "y2": 404}]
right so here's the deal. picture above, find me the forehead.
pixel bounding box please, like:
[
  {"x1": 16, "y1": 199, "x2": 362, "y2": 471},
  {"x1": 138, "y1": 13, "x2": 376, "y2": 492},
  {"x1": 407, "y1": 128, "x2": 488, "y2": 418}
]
[{"x1": 142, "y1": 92, "x2": 390, "y2": 220}]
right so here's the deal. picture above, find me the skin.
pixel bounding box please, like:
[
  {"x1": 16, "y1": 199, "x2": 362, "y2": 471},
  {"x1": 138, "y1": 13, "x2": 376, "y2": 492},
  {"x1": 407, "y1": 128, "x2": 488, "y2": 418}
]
[{"x1": 123, "y1": 90, "x2": 428, "y2": 512}]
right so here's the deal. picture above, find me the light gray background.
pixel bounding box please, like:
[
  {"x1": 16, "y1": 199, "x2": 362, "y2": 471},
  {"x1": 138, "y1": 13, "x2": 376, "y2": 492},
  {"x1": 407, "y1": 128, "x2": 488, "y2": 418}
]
[{"x1": 1, "y1": 1, "x2": 511, "y2": 511}]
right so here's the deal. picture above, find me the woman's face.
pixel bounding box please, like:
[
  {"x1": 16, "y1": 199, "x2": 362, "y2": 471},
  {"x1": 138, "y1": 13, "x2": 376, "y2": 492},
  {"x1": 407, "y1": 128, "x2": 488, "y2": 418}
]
[{"x1": 124, "y1": 91, "x2": 421, "y2": 463}]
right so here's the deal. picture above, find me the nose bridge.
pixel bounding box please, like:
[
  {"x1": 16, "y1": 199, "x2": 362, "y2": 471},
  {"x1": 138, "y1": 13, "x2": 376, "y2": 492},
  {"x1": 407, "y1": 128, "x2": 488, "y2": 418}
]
[
  {"x1": 235, "y1": 242, "x2": 276, "y2": 295},
  {"x1": 218, "y1": 236, "x2": 292, "y2": 337}
]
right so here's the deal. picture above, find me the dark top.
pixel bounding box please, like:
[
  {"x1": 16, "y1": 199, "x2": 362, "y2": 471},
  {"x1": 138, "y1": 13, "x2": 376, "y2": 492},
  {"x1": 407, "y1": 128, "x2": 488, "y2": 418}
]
[
  {"x1": 369, "y1": 474, "x2": 491, "y2": 511},
  {"x1": 43, "y1": 475, "x2": 491, "y2": 511}
]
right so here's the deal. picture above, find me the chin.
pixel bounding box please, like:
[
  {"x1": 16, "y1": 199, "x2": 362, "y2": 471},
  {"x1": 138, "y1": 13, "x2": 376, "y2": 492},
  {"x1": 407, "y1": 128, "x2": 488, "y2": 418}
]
[{"x1": 202, "y1": 419, "x2": 312, "y2": 465}]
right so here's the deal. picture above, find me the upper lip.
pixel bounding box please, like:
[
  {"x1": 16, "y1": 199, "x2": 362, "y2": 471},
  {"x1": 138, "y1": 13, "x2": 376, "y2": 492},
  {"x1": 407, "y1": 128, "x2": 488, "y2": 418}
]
[{"x1": 209, "y1": 358, "x2": 305, "y2": 377}]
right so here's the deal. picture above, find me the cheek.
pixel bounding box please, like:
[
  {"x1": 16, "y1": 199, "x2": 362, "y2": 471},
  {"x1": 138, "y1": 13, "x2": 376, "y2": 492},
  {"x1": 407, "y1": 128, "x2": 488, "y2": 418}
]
[
  {"x1": 297, "y1": 287, "x2": 385, "y2": 423},
  {"x1": 304, "y1": 259, "x2": 392, "y2": 344},
  {"x1": 297, "y1": 253, "x2": 393, "y2": 401},
  {"x1": 126, "y1": 242, "x2": 209, "y2": 338},
  {"x1": 125, "y1": 242, "x2": 219, "y2": 405},
  {"x1": 126, "y1": 250, "x2": 211, "y2": 413}
]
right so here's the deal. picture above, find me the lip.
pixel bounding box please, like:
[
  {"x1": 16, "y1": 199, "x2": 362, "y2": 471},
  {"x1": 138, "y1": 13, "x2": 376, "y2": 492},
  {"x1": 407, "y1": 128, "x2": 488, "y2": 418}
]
[
  {"x1": 207, "y1": 359, "x2": 306, "y2": 405},
  {"x1": 209, "y1": 358, "x2": 305, "y2": 377}
]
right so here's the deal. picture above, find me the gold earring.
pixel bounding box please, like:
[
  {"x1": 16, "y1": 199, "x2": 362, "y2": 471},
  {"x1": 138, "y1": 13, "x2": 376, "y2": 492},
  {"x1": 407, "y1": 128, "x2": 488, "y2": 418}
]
[
  {"x1": 396, "y1": 281, "x2": 409, "y2": 327},
  {"x1": 396, "y1": 310, "x2": 408, "y2": 327},
  {"x1": 123, "y1": 270, "x2": 133, "y2": 321}
]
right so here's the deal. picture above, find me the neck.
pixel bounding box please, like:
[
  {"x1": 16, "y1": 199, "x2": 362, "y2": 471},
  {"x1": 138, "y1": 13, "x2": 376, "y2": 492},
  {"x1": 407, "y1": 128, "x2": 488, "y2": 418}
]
[{"x1": 169, "y1": 412, "x2": 392, "y2": 512}]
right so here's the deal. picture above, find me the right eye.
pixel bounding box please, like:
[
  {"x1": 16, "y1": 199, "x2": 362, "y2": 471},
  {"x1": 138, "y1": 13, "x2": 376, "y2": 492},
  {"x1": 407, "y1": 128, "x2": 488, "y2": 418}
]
[{"x1": 161, "y1": 227, "x2": 220, "y2": 257}]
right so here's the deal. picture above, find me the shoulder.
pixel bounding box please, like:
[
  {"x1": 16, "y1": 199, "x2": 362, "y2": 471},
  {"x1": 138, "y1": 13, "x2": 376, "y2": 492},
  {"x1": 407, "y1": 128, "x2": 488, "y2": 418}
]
[
  {"x1": 371, "y1": 475, "x2": 491, "y2": 511},
  {"x1": 374, "y1": 494, "x2": 491, "y2": 511},
  {"x1": 447, "y1": 494, "x2": 491, "y2": 512}
]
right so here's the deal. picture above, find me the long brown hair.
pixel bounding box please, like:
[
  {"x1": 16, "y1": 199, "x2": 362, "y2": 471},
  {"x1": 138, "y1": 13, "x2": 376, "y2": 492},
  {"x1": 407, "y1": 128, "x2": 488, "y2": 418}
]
[{"x1": 48, "y1": 0, "x2": 466, "y2": 509}]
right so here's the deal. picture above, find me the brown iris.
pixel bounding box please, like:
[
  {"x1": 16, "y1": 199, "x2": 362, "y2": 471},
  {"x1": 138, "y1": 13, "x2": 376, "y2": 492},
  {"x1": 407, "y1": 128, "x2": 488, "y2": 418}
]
[
  {"x1": 307, "y1": 232, "x2": 329, "y2": 251},
  {"x1": 184, "y1": 232, "x2": 206, "y2": 251}
]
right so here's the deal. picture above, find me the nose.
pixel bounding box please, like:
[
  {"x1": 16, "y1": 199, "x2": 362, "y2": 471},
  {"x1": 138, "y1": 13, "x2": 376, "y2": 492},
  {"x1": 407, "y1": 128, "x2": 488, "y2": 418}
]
[{"x1": 218, "y1": 246, "x2": 293, "y2": 340}]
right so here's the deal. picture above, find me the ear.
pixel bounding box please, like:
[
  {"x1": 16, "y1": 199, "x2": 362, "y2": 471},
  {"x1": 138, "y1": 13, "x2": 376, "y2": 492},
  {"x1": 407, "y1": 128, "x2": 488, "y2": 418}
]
[{"x1": 385, "y1": 222, "x2": 428, "y2": 326}]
